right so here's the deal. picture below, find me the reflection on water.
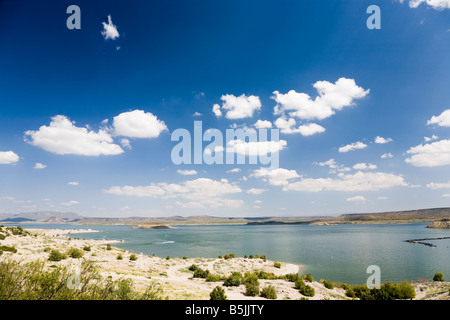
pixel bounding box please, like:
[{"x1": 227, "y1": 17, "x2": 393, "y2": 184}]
[{"x1": 17, "y1": 222, "x2": 450, "y2": 284}]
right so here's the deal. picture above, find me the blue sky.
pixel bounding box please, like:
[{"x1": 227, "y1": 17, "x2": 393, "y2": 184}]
[{"x1": 0, "y1": 0, "x2": 449, "y2": 217}]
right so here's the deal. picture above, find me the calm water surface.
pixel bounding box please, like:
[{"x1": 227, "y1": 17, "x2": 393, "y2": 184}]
[{"x1": 18, "y1": 222, "x2": 450, "y2": 284}]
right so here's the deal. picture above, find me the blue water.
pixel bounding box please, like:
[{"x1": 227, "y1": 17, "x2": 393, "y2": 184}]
[{"x1": 15, "y1": 222, "x2": 450, "y2": 284}]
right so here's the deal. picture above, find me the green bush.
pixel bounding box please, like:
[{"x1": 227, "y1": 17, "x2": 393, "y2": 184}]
[
  {"x1": 106, "y1": 244, "x2": 112, "y2": 251},
  {"x1": 433, "y1": 273, "x2": 444, "y2": 282},
  {"x1": 205, "y1": 273, "x2": 224, "y2": 282},
  {"x1": 283, "y1": 273, "x2": 301, "y2": 283},
  {"x1": 299, "y1": 284, "x2": 315, "y2": 297},
  {"x1": 323, "y1": 280, "x2": 334, "y2": 289},
  {"x1": 129, "y1": 254, "x2": 138, "y2": 261},
  {"x1": 210, "y1": 286, "x2": 227, "y2": 300},
  {"x1": 67, "y1": 248, "x2": 84, "y2": 259},
  {"x1": 188, "y1": 264, "x2": 199, "y2": 272},
  {"x1": 294, "y1": 279, "x2": 305, "y2": 289},
  {"x1": 257, "y1": 270, "x2": 278, "y2": 280},
  {"x1": 223, "y1": 272, "x2": 242, "y2": 287},
  {"x1": 83, "y1": 246, "x2": 91, "y2": 252},
  {"x1": 260, "y1": 285, "x2": 277, "y2": 299},
  {"x1": 0, "y1": 245, "x2": 17, "y2": 253},
  {"x1": 48, "y1": 249, "x2": 66, "y2": 262},
  {"x1": 117, "y1": 254, "x2": 123, "y2": 260},
  {"x1": 166, "y1": 256, "x2": 170, "y2": 260},
  {"x1": 260, "y1": 254, "x2": 267, "y2": 261},
  {"x1": 303, "y1": 274, "x2": 314, "y2": 282},
  {"x1": 273, "y1": 262, "x2": 281, "y2": 268},
  {"x1": 243, "y1": 272, "x2": 260, "y2": 286},
  {"x1": 345, "y1": 281, "x2": 415, "y2": 300},
  {"x1": 245, "y1": 282, "x2": 260, "y2": 296},
  {"x1": 0, "y1": 234, "x2": 5, "y2": 240},
  {"x1": 193, "y1": 268, "x2": 210, "y2": 279}
]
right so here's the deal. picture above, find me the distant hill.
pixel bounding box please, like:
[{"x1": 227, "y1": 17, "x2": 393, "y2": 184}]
[{"x1": 0, "y1": 211, "x2": 82, "y2": 223}]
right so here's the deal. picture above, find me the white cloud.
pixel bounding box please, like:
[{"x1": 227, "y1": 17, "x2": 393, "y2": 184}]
[
  {"x1": 381, "y1": 153, "x2": 394, "y2": 159},
  {"x1": 68, "y1": 181, "x2": 79, "y2": 186},
  {"x1": 113, "y1": 110, "x2": 167, "y2": 138},
  {"x1": 314, "y1": 158, "x2": 350, "y2": 173},
  {"x1": 104, "y1": 178, "x2": 242, "y2": 201},
  {"x1": 227, "y1": 139, "x2": 287, "y2": 157},
  {"x1": 274, "y1": 117, "x2": 325, "y2": 136},
  {"x1": 177, "y1": 169, "x2": 198, "y2": 176},
  {"x1": 442, "y1": 193, "x2": 450, "y2": 198},
  {"x1": 405, "y1": 139, "x2": 450, "y2": 167},
  {"x1": 24, "y1": 115, "x2": 124, "y2": 156},
  {"x1": 426, "y1": 181, "x2": 450, "y2": 189},
  {"x1": 407, "y1": 0, "x2": 450, "y2": 9},
  {"x1": 193, "y1": 112, "x2": 202, "y2": 117},
  {"x1": 177, "y1": 198, "x2": 244, "y2": 209},
  {"x1": 227, "y1": 168, "x2": 241, "y2": 173},
  {"x1": 101, "y1": 15, "x2": 120, "y2": 40},
  {"x1": 119, "y1": 138, "x2": 132, "y2": 149},
  {"x1": 424, "y1": 135, "x2": 438, "y2": 142},
  {"x1": 213, "y1": 94, "x2": 261, "y2": 119},
  {"x1": 273, "y1": 78, "x2": 369, "y2": 121},
  {"x1": 251, "y1": 167, "x2": 300, "y2": 186},
  {"x1": 60, "y1": 200, "x2": 80, "y2": 206},
  {"x1": 377, "y1": 196, "x2": 389, "y2": 200},
  {"x1": 0, "y1": 151, "x2": 19, "y2": 165},
  {"x1": 247, "y1": 188, "x2": 267, "y2": 195},
  {"x1": 33, "y1": 162, "x2": 47, "y2": 169},
  {"x1": 353, "y1": 163, "x2": 377, "y2": 170},
  {"x1": 254, "y1": 120, "x2": 272, "y2": 129},
  {"x1": 338, "y1": 141, "x2": 367, "y2": 153},
  {"x1": 283, "y1": 171, "x2": 408, "y2": 192},
  {"x1": 374, "y1": 136, "x2": 393, "y2": 144},
  {"x1": 427, "y1": 109, "x2": 450, "y2": 127},
  {"x1": 346, "y1": 196, "x2": 367, "y2": 202}
]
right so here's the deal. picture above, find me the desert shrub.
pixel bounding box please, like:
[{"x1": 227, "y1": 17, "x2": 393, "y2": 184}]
[
  {"x1": 249, "y1": 255, "x2": 254, "y2": 259},
  {"x1": 323, "y1": 280, "x2": 334, "y2": 289},
  {"x1": 273, "y1": 262, "x2": 281, "y2": 268},
  {"x1": 106, "y1": 244, "x2": 112, "y2": 251},
  {"x1": 299, "y1": 284, "x2": 315, "y2": 297},
  {"x1": 83, "y1": 246, "x2": 91, "y2": 252},
  {"x1": 0, "y1": 234, "x2": 5, "y2": 240},
  {"x1": 283, "y1": 273, "x2": 301, "y2": 283},
  {"x1": 260, "y1": 285, "x2": 277, "y2": 299},
  {"x1": 67, "y1": 248, "x2": 84, "y2": 259},
  {"x1": 0, "y1": 259, "x2": 163, "y2": 300},
  {"x1": 243, "y1": 272, "x2": 260, "y2": 286},
  {"x1": 245, "y1": 282, "x2": 260, "y2": 296},
  {"x1": 182, "y1": 256, "x2": 187, "y2": 260},
  {"x1": 244, "y1": 254, "x2": 248, "y2": 258},
  {"x1": 188, "y1": 264, "x2": 199, "y2": 272},
  {"x1": 260, "y1": 254, "x2": 267, "y2": 261},
  {"x1": 257, "y1": 270, "x2": 277, "y2": 280},
  {"x1": 193, "y1": 268, "x2": 210, "y2": 279},
  {"x1": 129, "y1": 254, "x2": 137, "y2": 261},
  {"x1": 48, "y1": 249, "x2": 66, "y2": 261},
  {"x1": 166, "y1": 256, "x2": 170, "y2": 260},
  {"x1": 0, "y1": 245, "x2": 17, "y2": 253},
  {"x1": 210, "y1": 286, "x2": 227, "y2": 300},
  {"x1": 218, "y1": 255, "x2": 223, "y2": 258},
  {"x1": 433, "y1": 273, "x2": 444, "y2": 282},
  {"x1": 345, "y1": 281, "x2": 415, "y2": 300},
  {"x1": 205, "y1": 273, "x2": 224, "y2": 282},
  {"x1": 294, "y1": 279, "x2": 305, "y2": 289},
  {"x1": 223, "y1": 272, "x2": 242, "y2": 287},
  {"x1": 303, "y1": 274, "x2": 314, "y2": 282},
  {"x1": 117, "y1": 254, "x2": 123, "y2": 260}
]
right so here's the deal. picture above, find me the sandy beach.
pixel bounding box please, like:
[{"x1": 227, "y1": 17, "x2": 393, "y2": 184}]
[{"x1": 0, "y1": 226, "x2": 449, "y2": 300}]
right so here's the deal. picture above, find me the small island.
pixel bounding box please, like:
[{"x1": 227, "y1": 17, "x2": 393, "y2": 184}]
[
  {"x1": 426, "y1": 219, "x2": 450, "y2": 229},
  {"x1": 131, "y1": 224, "x2": 175, "y2": 230}
]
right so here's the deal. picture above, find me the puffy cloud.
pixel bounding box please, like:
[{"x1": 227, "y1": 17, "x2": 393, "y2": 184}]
[
  {"x1": 227, "y1": 139, "x2": 287, "y2": 157},
  {"x1": 405, "y1": 139, "x2": 450, "y2": 167},
  {"x1": 338, "y1": 141, "x2": 367, "y2": 153},
  {"x1": 314, "y1": 158, "x2": 350, "y2": 173},
  {"x1": 177, "y1": 169, "x2": 198, "y2": 176},
  {"x1": 0, "y1": 151, "x2": 19, "y2": 164},
  {"x1": 101, "y1": 15, "x2": 120, "y2": 40},
  {"x1": 374, "y1": 136, "x2": 392, "y2": 144},
  {"x1": 407, "y1": 0, "x2": 450, "y2": 9},
  {"x1": 34, "y1": 162, "x2": 47, "y2": 169},
  {"x1": 274, "y1": 117, "x2": 325, "y2": 136},
  {"x1": 177, "y1": 198, "x2": 243, "y2": 209},
  {"x1": 283, "y1": 171, "x2": 408, "y2": 192},
  {"x1": 251, "y1": 167, "x2": 300, "y2": 186},
  {"x1": 104, "y1": 178, "x2": 242, "y2": 201},
  {"x1": 273, "y1": 78, "x2": 369, "y2": 121},
  {"x1": 227, "y1": 168, "x2": 241, "y2": 173},
  {"x1": 427, "y1": 109, "x2": 450, "y2": 127},
  {"x1": 119, "y1": 138, "x2": 131, "y2": 149},
  {"x1": 426, "y1": 181, "x2": 450, "y2": 189},
  {"x1": 353, "y1": 163, "x2": 377, "y2": 170},
  {"x1": 424, "y1": 135, "x2": 438, "y2": 142},
  {"x1": 60, "y1": 200, "x2": 80, "y2": 206},
  {"x1": 213, "y1": 94, "x2": 261, "y2": 119},
  {"x1": 254, "y1": 120, "x2": 272, "y2": 129},
  {"x1": 68, "y1": 181, "x2": 79, "y2": 186},
  {"x1": 192, "y1": 112, "x2": 202, "y2": 117},
  {"x1": 246, "y1": 188, "x2": 267, "y2": 195},
  {"x1": 112, "y1": 110, "x2": 167, "y2": 138},
  {"x1": 24, "y1": 115, "x2": 124, "y2": 156},
  {"x1": 346, "y1": 196, "x2": 367, "y2": 202},
  {"x1": 381, "y1": 153, "x2": 394, "y2": 159}
]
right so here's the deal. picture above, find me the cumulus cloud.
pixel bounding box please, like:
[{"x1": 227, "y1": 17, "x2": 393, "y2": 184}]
[
  {"x1": 273, "y1": 78, "x2": 369, "y2": 121},
  {"x1": 60, "y1": 200, "x2": 80, "y2": 206},
  {"x1": 374, "y1": 136, "x2": 393, "y2": 144},
  {"x1": 246, "y1": 188, "x2": 267, "y2": 195},
  {"x1": 254, "y1": 120, "x2": 272, "y2": 129},
  {"x1": 24, "y1": 115, "x2": 124, "y2": 156},
  {"x1": 0, "y1": 151, "x2": 19, "y2": 165},
  {"x1": 251, "y1": 167, "x2": 300, "y2": 186},
  {"x1": 226, "y1": 139, "x2": 287, "y2": 157},
  {"x1": 227, "y1": 168, "x2": 241, "y2": 173},
  {"x1": 353, "y1": 163, "x2": 377, "y2": 170},
  {"x1": 346, "y1": 196, "x2": 367, "y2": 202},
  {"x1": 112, "y1": 110, "x2": 167, "y2": 138},
  {"x1": 338, "y1": 141, "x2": 368, "y2": 153},
  {"x1": 33, "y1": 162, "x2": 47, "y2": 169},
  {"x1": 424, "y1": 135, "x2": 438, "y2": 142},
  {"x1": 405, "y1": 139, "x2": 450, "y2": 167},
  {"x1": 314, "y1": 158, "x2": 350, "y2": 173},
  {"x1": 177, "y1": 169, "x2": 198, "y2": 176},
  {"x1": 274, "y1": 117, "x2": 325, "y2": 136},
  {"x1": 381, "y1": 153, "x2": 394, "y2": 159},
  {"x1": 406, "y1": 0, "x2": 450, "y2": 9},
  {"x1": 101, "y1": 15, "x2": 120, "y2": 40},
  {"x1": 426, "y1": 181, "x2": 450, "y2": 189},
  {"x1": 427, "y1": 109, "x2": 450, "y2": 127},
  {"x1": 283, "y1": 171, "x2": 408, "y2": 192},
  {"x1": 213, "y1": 94, "x2": 261, "y2": 119}
]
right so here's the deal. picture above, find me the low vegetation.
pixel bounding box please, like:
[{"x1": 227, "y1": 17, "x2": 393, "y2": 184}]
[{"x1": 345, "y1": 281, "x2": 415, "y2": 300}]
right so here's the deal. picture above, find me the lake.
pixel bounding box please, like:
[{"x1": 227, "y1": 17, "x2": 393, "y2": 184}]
[{"x1": 17, "y1": 222, "x2": 450, "y2": 285}]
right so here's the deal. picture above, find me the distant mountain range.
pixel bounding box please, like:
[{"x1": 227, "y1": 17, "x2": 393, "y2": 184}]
[{"x1": 1, "y1": 207, "x2": 449, "y2": 225}]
